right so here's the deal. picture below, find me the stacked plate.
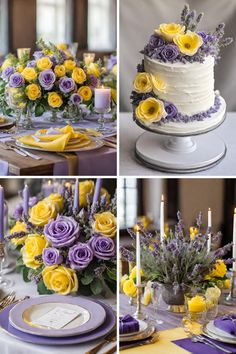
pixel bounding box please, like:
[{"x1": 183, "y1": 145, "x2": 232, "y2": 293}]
[
  {"x1": 0, "y1": 295, "x2": 116, "y2": 345},
  {"x1": 204, "y1": 320, "x2": 236, "y2": 344},
  {"x1": 120, "y1": 319, "x2": 156, "y2": 343}
]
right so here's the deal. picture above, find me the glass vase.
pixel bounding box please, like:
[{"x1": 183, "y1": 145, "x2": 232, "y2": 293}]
[
  {"x1": 49, "y1": 109, "x2": 58, "y2": 123},
  {"x1": 19, "y1": 105, "x2": 34, "y2": 130}
]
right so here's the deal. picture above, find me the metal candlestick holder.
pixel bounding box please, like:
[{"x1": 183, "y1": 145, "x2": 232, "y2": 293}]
[
  {"x1": 133, "y1": 284, "x2": 146, "y2": 320},
  {"x1": 224, "y1": 269, "x2": 236, "y2": 305},
  {"x1": 94, "y1": 107, "x2": 111, "y2": 132}
]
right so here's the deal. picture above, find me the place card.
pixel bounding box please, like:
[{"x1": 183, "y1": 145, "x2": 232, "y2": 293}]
[{"x1": 33, "y1": 306, "x2": 81, "y2": 329}]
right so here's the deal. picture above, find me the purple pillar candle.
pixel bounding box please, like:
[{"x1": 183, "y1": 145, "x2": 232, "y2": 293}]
[
  {"x1": 73, "y1": 179, "x2": 79, "y2": 212},
  {"x1": 94, "y1": 87, "x2": 111, "y2": 110},
  {"x1": 43, "y1": 180, "x2": 54, "y2": 197},
  {"x1": 23, "y1": 184, "x2": 29, "y2": 216},
  {"x1": 0, "y1": 186, "x2": 4, "y2": 241},
  {"x1": 92, "y1": 179, "x2": 102, "y2": 210}
]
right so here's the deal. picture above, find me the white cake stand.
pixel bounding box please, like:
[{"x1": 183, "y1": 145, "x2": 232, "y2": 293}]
[{"x1": 135, "y1": 96, "x2": 226, "y2": 173}]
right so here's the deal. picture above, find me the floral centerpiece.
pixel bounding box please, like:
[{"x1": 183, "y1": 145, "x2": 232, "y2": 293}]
[
  {"x1": 8, "y1": 180, "x2": 117, "y2": 296},
  {"x1": 101, "y1": 53, "x2": 117, "y2": 119}
]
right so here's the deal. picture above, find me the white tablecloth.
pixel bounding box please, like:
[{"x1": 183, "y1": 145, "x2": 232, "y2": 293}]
[{"x1": 120, "y1": 112, "x2": 236, "y2": 176}]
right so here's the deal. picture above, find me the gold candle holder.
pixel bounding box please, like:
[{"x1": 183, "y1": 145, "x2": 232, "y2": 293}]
[{"x1": 133, "y1": 284, "x2": 146, "y2": 320}]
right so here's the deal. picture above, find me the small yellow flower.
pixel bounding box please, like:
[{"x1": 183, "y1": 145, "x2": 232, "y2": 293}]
[
  {"x1": 29, "y1": 200, "x2": 57, "y2": 226},
  {"x1": 173, "y1": 31, "x2": 203, "y2": 56},
  {"x1": 150, "y1": 74, "x2": 166, "y2": 94},
  {"x1": 188, "y1": 295, "x2": 206, "y2": 313},
  {"x1": 56, "y1": 43, "x2": 67, "y2": 51},
  {"x1": 21, "y1": 234, "x2": 47, "y2": 269},
  {"x1": 25, "y1": 84, "x2": 41, "y2": 101},
  {"x1": 79, "y1": 180, "x2": 94, "y2": 206},
  {"x1": 130, "y1": 266, "x2": 144, "y2": 280},
  {"x1": 224, "y1": 279, "x2": 231, "y2": 289},
  {"x1": 135, "y1": 97, "x2": 167, "y2": 125},
  {"x1": 87, "y1": 63, "x2": 100, "y2": 78},
  {"x1": 10, "y1": 221, "x2": 27, "y2": 246},
  {"x1": 123, "y1": 279, "x2": 137, "y2": 297},
  {"x1": 155, "y1": 23, "x2": 185, "y2": 41},
  {"x1": 64, "y1": 59, "x2": 76, "y2": 72},
  {"x1": 207, "y1": 260, "x2": 227, "y2": 279},
  {"x1": 133, "y1": 72, "x2": 152, "y2": 93},
  {"x1": 93, "y1": 211, "x2": 116, "y2": 238},
  {"x1": 72, "y1": 67, "x2": 86, "y2": 84},
  {"x1": 48, "y1": 92, "x2": 63, "y2": 108},
  {"x1": 37, "y1": 57, "x2": 53, "y2": 71},
  {"x1": 44, "y1": 193, "x2": 64, "y2": 212},
  {"x1": 120, "y1": 274, "x2": 129, "y2": 292},
  {"x1": 42, "y1": 265, "x2": 78, "y2": 295},
  {"x1": 189, "y1": 226, "x2": 199, "y2": 241},
  {"x1": 54, "y1": 65, "x2": 66, "y2": 78},
  {"x1": 78, "y1": 86, "x2": 92, "y2": 101},
  {"x1": 17, "y1": 65, "x2": 24, "y2": 73},
  {"x1": 22, "y1": 67, "x2": 37, "y2": 82},
  {"x1": 137, "y1": 215, "x2": 151, "y2": 229}
]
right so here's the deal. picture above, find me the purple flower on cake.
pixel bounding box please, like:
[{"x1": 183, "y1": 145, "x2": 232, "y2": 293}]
[
  {"x1": 68, "y1": 243, "x2": 93, "y2": 270},
  {"x1": 44, "y1": 215, "x2": 79, "y2": 248},
  {"x1": 1, "y1": 66, "x2": 15, "y2": 81},
  {"x1": 42, "y1": 247, "x2": 63, "y2": 266},
  {"x1": 161, "y1": 45, "x2": 179, "y2": 61},
  {"x1": 165, "y1": 102, "x2": 178, "y2": 118},
  {"x1": 38, "y1": 70, "x2": 56, "y2": 90},
  {"x1": 59, "y1": 77, "x2": 75, "y2": 93},
  {"x1": 149, "y1": 34, "x2": 165, "y2": 49},
  {"x1": 89, "y1": 236, "x2": 115, "y2": 260},
  {"x1": 70, "y1": 93, "x2": 82, "y2": 105},
  {"x1": 33, "y1": 51, "x2": 44, "y2": 60},
  {"x1": 9, "y1": 73, "x2": 24, "y2": 87},
  {"x1": 27, "y1": 60, "x2": 36, "y2": 67}
]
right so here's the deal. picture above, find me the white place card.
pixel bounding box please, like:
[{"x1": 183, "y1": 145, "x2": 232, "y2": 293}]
[{"x1": 33, "y1": 306, "x2": 81, "y2": 329}]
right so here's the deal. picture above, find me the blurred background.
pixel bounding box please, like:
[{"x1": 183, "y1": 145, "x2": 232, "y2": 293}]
[
  {"x1": 0, "y1": 0, "x2": 117, "y2": 59},
  {"x1": 120, "y1": 0, "x2": 236, "y2": 111},
  {"x1": 119, "y1": 178, "x2": 236, "y2": 249}
]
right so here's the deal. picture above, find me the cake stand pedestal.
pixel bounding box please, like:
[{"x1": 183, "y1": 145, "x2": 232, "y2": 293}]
[{"x1": 135, "y1": 131, "x2": 226, "y2": 173}]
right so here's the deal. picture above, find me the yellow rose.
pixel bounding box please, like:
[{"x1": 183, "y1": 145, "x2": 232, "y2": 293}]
[
  {"x1": 79, "y1": 180, "x2": 94, "y2": 207},
  {"x1": 112, "y1": 64, "x2": 117, "y2": 76},
  {"x1": 21, "y1": 234, "x2": 47, "y2": 269},
  {"x1": 208, "y1": 260, "x2": 227, "y2": 278},
  {"x1": 155, "y1": 23, "x2": 185, "y2": 41},
  {"x1": 188, "y1": 295, "x2": 206, "y2": 313},
  {"x1": 42, "y1": 265, "x2": 78, "y2": 295},
  {"x1": 120, "y1": 274, "x2": 129, "y2": 292},
  {"x1": 111, "y1": 88, "x2": 117, "y2": 103},
  {"x1": 17, "y1": 65, "x2": 24, "y2": 73},
  {"x1": 56, "y1": 43, "x2": 67, "y2": 51},
  {"x1": 123, "y1": 279, "x2": 137, "y2": 297},
  {"x1": 54, "y1": 65, "x2": 66, "y2": 78},
  {"x1": 78, "y1": 86, "x2": 92, "y2": 101},
  {"x1": 10, "y1": 221, "x2": 27, "y2": 246},
  {"x1": 87, "y1": 63, "x2": 100, "y2": 78},
  {"x1": 37, "y1": 57, "x2": 53, "y2": 71},
  {"x1": 72, "y1": 67, "x2": 86, "y2": 84},
  {"x1": 64, "y1": 59, "x2": 76, "y2": 72},
  {"x1": 22, "y1": 67, "x2": 37, "y2": 82},
  {"x1": 93, "y1": 211, "x2": 116, "y2": 238},
  {"x1": 44, "y1": 193, "x2": 64, "y2": 212},
  {"x1": 25, "y1": 84, "x2": 41, "y2": 101},
  {"x1": 135, "y1": 97, "x2": 167, "y2": 125},
  {"x1": 130, "y1": 266, "x2": 144, "y2": 280},
  {"x1": 173, "y1": 31, "x2": 203, "y2": 56},
  {"x1": 151, "y1": 74, "x2": 166, "y2": 94},
  {"x1": 133, "y1": 73, "x2": 152, "y2": 93},
  {"x1": 48, "y1": 92, "x2": 63, "y2": 108},
  {"x1": 29, "y1": 200, "x2": 57, "y2": 227}
]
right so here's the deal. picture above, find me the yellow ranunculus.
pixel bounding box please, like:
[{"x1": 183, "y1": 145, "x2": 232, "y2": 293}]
[
  {"x1": 79, "y1": 180, "x2": 94, "y2": 207},
  {"x1": 44, "y1": 193, "x2": 64, "y2": 212},
  {"x1": 87, "y1": 63, "x2": 100, "y2": 78},
  {"x1": 120, "y1": 274, "x2": 129, "y2": 292},
  {"x1": 56, "y1": 43, "x2": 67, "y2": 51},
  {"x1": 72, "y1": 67, "x2": 86, "y2": 84},
  {"x1": 93, "y1": 211, "x2": 117, "y2": 238},
  {"x1": 25, "y1": 84, "x2": 41, "y2": 101},
  {"x1": 17, "y1": 65, "x2": 24, "y2": 73},
  {"x1": 155, "y1": 23, "x2": 185, "y2": 41},
  {"x1": 133, "y1": 73, "x2": 152, "y2": 93},
  {"x1": 173, "y1": 31, "x2": 203, "y2": 56},
  {"x1": 151, "y1": 74, "x2": 166, "y2": 93},
  {"x1": 48, "y1": 92, "x2": 63, "y2": 108},
  {"x1": 135, "y1": 97, "x2": 167, "y2": 125},
  {"x1": 64, "y1": 59, "x2": 76, "y2": 72},
  {"x1": 22, "y1": 67, "x2": 37, "y2": 82},
  {"x1": 37, "y1": 57, "x2": 53, "y2": 71},
  {"x1": 111, "y1": 88, "x2": 117, "y2": 103},
  {"x1": 188, "y1": 295, "x2": 206, "y2": 313},
  {"x1": 112, "y1": 64, "x2": 117, "y2": 76},
  {"x1": 10, "y1": 221, "x2": 27, "y2": 246},
  {"x1": 29, "y1": 200, "x2": 57, "y2": 227},
  {"x1": 190, "y1": 226, "x2": 199, "y2": 241},
  {"x1": 123, "y1": 279, "x2": 137, "y2": 297},
  {"x1": 21, "y1": 234, "x2": 47, "y2": 269},
  {"x1": 42, "y1": 265, "x2": 78, "y2": 295},
  {"x1": 78, "y1": 86, "x2": 92, "y2": 101},
  {"x1": 208, "y1": 260, "x2": 227, "y2": 279},
  {"x1": 54, "y1": 65, "x2": 66, "y2": 78},
  {"x1": 130, "y1": 266, "x2": 144, "y2": 280}
]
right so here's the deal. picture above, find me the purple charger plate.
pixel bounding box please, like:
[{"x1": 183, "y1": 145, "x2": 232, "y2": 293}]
[
  {"x1": 9, "y1": 295, "x2": 106, "y2": 337},
  {"x1": 0, "y1": 300, "x2": 116, "y2": 345}
]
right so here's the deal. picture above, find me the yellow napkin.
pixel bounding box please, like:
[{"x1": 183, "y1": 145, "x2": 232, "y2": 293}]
[{"x1": 17, "y1": 125, "x2": 91, "y2": 152}]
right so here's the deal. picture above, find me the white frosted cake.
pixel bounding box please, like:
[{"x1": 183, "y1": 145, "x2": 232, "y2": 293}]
[{"x1": 131, "y1": 5, "x2": 232, "y2": 135}]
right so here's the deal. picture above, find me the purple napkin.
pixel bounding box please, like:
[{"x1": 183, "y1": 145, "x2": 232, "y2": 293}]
[
  {"x1": 214, "y1": 315, "x2": 236, "y2": 336},
  {"x1": 119, "y1": 315, "x2": 139, "y2": 334},
  {"x1": 173, "y1": 337, "x2": 236, "y2": 354}
]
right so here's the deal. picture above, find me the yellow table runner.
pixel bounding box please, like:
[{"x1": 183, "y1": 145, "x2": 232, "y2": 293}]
[{"x1": 121, "y1": 327, "x2": 190, "y2": 354}]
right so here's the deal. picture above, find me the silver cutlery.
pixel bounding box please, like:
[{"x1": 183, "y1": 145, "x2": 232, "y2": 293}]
[
  {"x1": 0, "y1": 142, "x2": 27, "y2": 157},
  {"x1": 0, "y1": 291, "x2": 16, "y2": 309},
  {"x1": 120, "y1": 332, "x2": 160, "y2": 350},
  {"x1": 85, "y1": 329, "x2": 116, "y2": 354},
  {"x1": 192, "y1": 335, "x2": 232, "y2": 353},
  {"x1": 10, "y1": 145, "x2": 41, "y2": 160}
]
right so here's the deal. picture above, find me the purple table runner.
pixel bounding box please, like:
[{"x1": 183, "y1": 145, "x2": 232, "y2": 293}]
[{"x1": 173, "y1": 337, "x2": 236, "y2": 354}]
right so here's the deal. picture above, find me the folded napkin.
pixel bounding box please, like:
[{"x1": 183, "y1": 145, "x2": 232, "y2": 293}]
[
  {"x1": 214, "y1": 315, "x2": 236, "y2": 336},
  {"x1": 173, "y1": 337, "x2": 236, "y2": 354},
  {"x1": 0, "y1": 160, "x2": 9, "y2": 175},
  {"x1": 119, "y1": 315, "x2": 139, "y2": 335},
  {"x1": 17, "y1": 125, "x2": 91, "y2": 152}
]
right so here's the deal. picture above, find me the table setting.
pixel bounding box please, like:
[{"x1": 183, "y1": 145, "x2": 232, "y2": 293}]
[
  {"x1": 0, "y1": 178, "x2": 117, "y2": 354},
  {"x1": 119, "y1": 195, "x2": 236, "y2": 353}
]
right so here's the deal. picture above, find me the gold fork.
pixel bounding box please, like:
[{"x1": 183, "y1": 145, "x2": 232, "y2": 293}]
[
  {"x1": 85, "y1": 329, "x2": 116, "y2": 354},
  {"x1": 0, "y1": 292, "x2": 16, "y2": 309}
]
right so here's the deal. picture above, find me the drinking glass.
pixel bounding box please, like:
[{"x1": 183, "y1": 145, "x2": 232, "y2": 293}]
[
  {"x1": 150, "y1": 282, "x2": 164, "y2": 324},
  {"x1": 183, "y1": 291, "x2": 207, "y2": 336}
]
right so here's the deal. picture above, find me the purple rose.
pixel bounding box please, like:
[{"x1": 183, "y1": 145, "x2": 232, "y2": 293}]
[
  {"x1": 44, "y1": 215, "x2": 79, "y2": 248},
  {"x1": 59, "y1": 77, "x2": 75, "y2": 93},
  {"x1": 149, "y1": 34, "x2": 165, "y2": 49},
  {"x1": 38, "y1": 69, "x2": 56, "y2": 90},
  {"x1": 42, "y1": 247, "x2": 63, "y2": 266},
  {"x1": 70, "y1": 93, "x2": 82, "y2": 105},
  {"x1": 27, "y1": 60, "x2": 36, "y2": 67},
  {"x1": 9, "y1": 73, "x2": 24, "y2": 87},
  {"x1": 1, "y1": 66, "x2": 15, "y2": 81},
  {"x1": 33, "y1": 51, "x2": 44, "y2": 60},
  {"x1": 89, "y1": 236, "x2": 115, "y2": 260},
  {"x1": 68, "y1": 243, "x2": 93, "y2": 270},
  {"x1": 161, "y1": 45, "x2": 179, "y2": 61},
  {"x1": 165, "y1": 102, "x2": 178, "y2": 118}
]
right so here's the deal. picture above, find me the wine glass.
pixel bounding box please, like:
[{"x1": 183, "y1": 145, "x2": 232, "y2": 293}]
[{"x1": 150, "y1": 282, "x2": 164, "y2": 324}]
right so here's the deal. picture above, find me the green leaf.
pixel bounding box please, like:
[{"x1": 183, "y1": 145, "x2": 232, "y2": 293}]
[
  {"x1": 81, "y1": 273, "x2": 94, "y2": 285},
  {"x1": 90, "y1": 278, "x2": 103, "y2": 295},
  {"x1": 104, "y1": 278, "x2": 116, "y2": 294},
  {"x1": 22, "y1": 267, "x2": 31, "y2": 282},
  {"x1": 35, "y1": 103, "x2": 45, "y2": 117},
  {"x1": 37, "y1": 279, "x2": 54, "y2": 295},
  {"x1": 106, "y1": 268, "x2": 117, "y2": 281},
  {"x1": 16, "y1": 256, "x2": 24, "y2": 268}
]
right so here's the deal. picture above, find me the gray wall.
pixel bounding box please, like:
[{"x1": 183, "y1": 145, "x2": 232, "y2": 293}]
[{"x1": 120, "y1": 0, "x2": 236, "y2": 112}]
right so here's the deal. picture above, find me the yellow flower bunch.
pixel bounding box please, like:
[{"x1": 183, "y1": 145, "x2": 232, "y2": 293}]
[
  {"x1": 37, "y1": 57, "x2": 53, "y2": 71},
  {"x1": 44, "y1": 193, "x2": 64, "y2": 212},
  {"x1": 173, "y1": 31, "x2": 203, "y2": 56},
  {"x1": 121, "y1": 266, "x2": 145, "y2": 298},
  {"x1": 22, "y1": 68, "x2": 37, "y2": 82},
  {"x1": 206, "y1": 259, "x2": 227, "y2": 279},
  {"x1": 54, "y1": 65, "x2": 66, "y2": 78},
  {"x1": 155, "y1": 23, "x2": 185, "y2": 41},
  {"x1": 135, "y1": 97, "x2": 167, "y2": 125},
  {"x1": 87, "y1": 63, "x2": 100, "y2": 78},
  {"x1": 72, "y1": 67, "x2": 86, "y2": 84},
  {"x1": 64, "y1": 59, "x2": 76, "y2": 72},
  {"x1": 42, "y1": 265, "x2": 78, "y2": 295},
  {"x1": 29, "y1": 200, "x2": 57, "y2": 226},
  {"x1": 93, "y1": 211, "x2": 117, "y2": 238},
  {"x1": 21, "y1": 234, "x2": 47, "y2": 269},
  {"x1": 187, "y1": 295, "x2": 206, "y2": 313},
  {"x1": 48, "y1": 92, "x2": 63, "y2": 108},
  {"x1": 25, "y1": 84, "x2": 41, "y2": 101},
  {"x1": 78, "y1": 86, "x2": 92, "y2": 101}
]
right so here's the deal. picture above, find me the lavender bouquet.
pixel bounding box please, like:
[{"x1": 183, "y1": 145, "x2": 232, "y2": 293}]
[{"x1": 8, "y1": 180, "x2": 117, "y2": 296}]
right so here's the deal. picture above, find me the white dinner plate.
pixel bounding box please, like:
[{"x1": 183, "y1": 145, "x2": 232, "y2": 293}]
[
  {"x1": 0, "y1": 117, "x2": 15, "y2": 129},
  {"x1": 120, "y1": 319, "x2": 148, "y2": 337},
  {"x1": 206, "y1": 321, "x2": 236, "y2": 342}
]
